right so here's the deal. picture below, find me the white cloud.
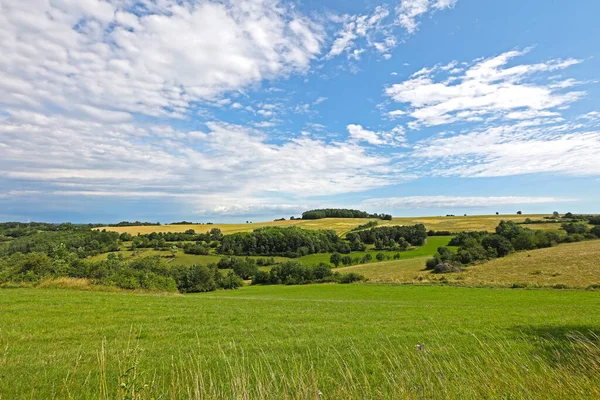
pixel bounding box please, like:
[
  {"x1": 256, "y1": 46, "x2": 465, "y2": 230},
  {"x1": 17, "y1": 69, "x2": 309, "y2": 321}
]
[
  {"x1": 0, "y1": 0, "x2": 324, "y2": 118},
  {"x1": 385, "y1": 50, "x2": 584, "y2": 128},
  {"x1": 327, "y1": 1, "x2": 455, "y2": 59},
  {"x1": 396, "y1": 0, "x2": 457, "y2": 34},
  {"x1": 412, "y1": 123, "x2": 600, "y2": 177},
  {"x1": 347, "y1": 124, "x2": 406, "y2": 146},
  {"x1": 362, "y1": 195, "x2": 574, "y2": 209},
  {"x1": 0, "y1": 110, "x2": 403, "y2": 213}
]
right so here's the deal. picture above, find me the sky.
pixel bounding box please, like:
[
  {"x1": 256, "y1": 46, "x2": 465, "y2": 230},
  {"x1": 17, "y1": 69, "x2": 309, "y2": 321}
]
[{"x1": 0, "y1": 0, "x2": 599, "y2": 223}]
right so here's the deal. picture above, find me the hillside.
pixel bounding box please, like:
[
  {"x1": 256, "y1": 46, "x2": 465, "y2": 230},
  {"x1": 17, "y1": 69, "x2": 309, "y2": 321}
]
[
  {"x1": 98, "y1": 214, "x2": 551, "y2": 236},
  {"x1": 338, "y1": 240, "x2": 600, "y2": 289}
]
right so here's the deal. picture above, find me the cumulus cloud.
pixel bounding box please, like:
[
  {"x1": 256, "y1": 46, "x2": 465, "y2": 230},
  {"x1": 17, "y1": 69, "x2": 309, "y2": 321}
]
[
  {"x1": 0, "y1": 0, "x2": 324, "y2": 118},
  {"x1": 385, "y1": 49, "x2": 584, "y2": 128},
  {"x1": 346, "y1": 124, "x2": 406, "y2": 146},
  {"x1": 362, "y1": 195, "x2": 574, "y2": 209}
]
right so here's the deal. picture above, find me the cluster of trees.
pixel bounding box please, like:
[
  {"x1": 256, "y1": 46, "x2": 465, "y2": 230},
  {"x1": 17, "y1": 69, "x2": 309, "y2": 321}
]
[
  {"x1": 301, "y1": 209, "x2": 392, "y2": 220},
  {"x1": 218, "y1": 227, "x2": 344, "y2": 257},
  {"x1": 0, "y1": 252, "x2": 242, "y2": 293},
  {"x1": 329, "y1": 252, "x2": 400, "y2": 267},
  {"x1": 4, "y1": 230, "x2": 120, "y2": 258},
  {"x1": 128, "y1": 228, "x2": 223, "y2": 251},
  {"x1": 252, "y1": 261, "x2": 364, "y2": 285},
  {"x1": 350, "y1": 221, "x2": 378, "y2": 232},
  {"x1": 349, "y1": 224, "x2": 427, "y2": 248},
  {"x1": 427, "y1": 230, "x2": 454, "y2": 236},
  {"x1": 108, "y1": 221, "x2": 161, "y2": 227},
  {"x1": 426, "y1": 220, "x2": 600, "y2": 272}
]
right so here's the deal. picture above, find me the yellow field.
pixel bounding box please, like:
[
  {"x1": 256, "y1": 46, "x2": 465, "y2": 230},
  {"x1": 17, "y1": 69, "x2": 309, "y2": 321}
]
[
  {"x1": 98, "y1": 214, "x2": 550, "y2": 236},
  {"x1": 338, "y1": 240, "x2": 600, "y2": 289}
]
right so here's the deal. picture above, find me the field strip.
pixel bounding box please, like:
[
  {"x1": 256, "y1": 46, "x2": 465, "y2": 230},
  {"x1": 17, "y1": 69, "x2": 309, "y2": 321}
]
[{"x1": 194, "y1": 294, "x2": 482, "y2": 306}]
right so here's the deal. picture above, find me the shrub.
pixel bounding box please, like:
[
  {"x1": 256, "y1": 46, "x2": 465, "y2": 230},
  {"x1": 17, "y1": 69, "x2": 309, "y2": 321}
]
[
  {"x1": 218, "y1": 272, "x2": 244, "y2": 290},
  {"x1": 376, "y1": 253, "x2": 385, "y2": 261},
  {"x1": 561, "y1": 222, "x2": 589, "y2": 235},
  {"x1": 336, "y1": 272, "x2": 365, "y2": 283},
  {"x1": 552, "y1": 283, "x2": 568, "y2": 290},
  {"x1": 341, "y1": 255, "x2": 353, "y2": 266},
  {"x1": 432, "y1": 263, "x2": 463, "y2": 274}
]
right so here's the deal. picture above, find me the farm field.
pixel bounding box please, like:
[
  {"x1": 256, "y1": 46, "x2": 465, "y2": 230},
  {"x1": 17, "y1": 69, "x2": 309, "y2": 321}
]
[
  {"x1": 98, "y1": 214, "x2": 550, "y2": 236},
  {"x1": 338, "y1": 240, "x2": 600, "y2": 288},
  {"x1": 1, "y1": 285, "x2": 600, "y2": 399}
]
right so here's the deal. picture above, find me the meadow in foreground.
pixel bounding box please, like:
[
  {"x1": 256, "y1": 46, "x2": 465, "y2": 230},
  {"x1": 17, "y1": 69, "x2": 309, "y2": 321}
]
[{"x1": 1, "y1": 284, "x2": 599, "y2": 399}]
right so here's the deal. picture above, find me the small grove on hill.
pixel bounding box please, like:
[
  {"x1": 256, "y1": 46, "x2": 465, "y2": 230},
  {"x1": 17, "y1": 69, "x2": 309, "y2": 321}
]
[
  {"x1": 301, "y1": 208, "x2": 392, "y2": 220},
  {"x1": 218, "y1": 224, "x2": 427, "y2": 257},
  {"x1": 426, "y1": 220, "x2": 600, "y2": 272}
]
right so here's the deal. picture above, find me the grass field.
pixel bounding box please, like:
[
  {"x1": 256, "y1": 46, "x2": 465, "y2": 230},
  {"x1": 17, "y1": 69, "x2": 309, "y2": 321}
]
[
  {"x1": 98, "y1": 214, "x2": 550, "y2": 236},
  {"x1": 338, "y1": 240, "x2": 600, "y2": 288},
  {"x1": 298, "y1": 236, "x2": 455, "y2": 265},
  {"x1": 1, "y1": 285, "x2": 599, "y2": 399}
]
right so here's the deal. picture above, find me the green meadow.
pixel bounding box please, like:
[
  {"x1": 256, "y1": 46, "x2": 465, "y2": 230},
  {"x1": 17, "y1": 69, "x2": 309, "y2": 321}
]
[{"x1": 1, "y1": 285, "x2": 599, "y2": 399}]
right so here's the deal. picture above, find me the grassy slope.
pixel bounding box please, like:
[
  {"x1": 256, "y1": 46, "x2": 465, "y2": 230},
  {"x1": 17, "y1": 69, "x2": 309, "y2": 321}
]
[
  {"x1": 97, "y1": 214, "x2": 549, "y2": 235},
  {"x1": 339, "y1": 240, "x2": 600, "y2": 288},
  {"x1": 1, "y1": 285, "x2": 600, "y2": 399}
]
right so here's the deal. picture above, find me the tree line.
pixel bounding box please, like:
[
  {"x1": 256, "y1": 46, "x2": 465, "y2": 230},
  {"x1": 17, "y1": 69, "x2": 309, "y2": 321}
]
[{"x1": 301, "y1": 209, "x2": 392, "y2": 220}]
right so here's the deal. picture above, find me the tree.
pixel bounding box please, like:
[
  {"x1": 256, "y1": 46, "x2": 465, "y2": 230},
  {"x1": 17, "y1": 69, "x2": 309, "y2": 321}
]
[
  {"x1": 376, "y1": 253, "x2": 385, "y2": 261},
  {"x1": 517, "y1": 211, "x2": 522, "y2": 215},
  {"x1": 591, "y1": 225, "x2": 600, "y2": 238},
  {"x1": 209, "y1": 228, "x2": 223, "y2": 240},
  {"x1": 330, "y1": 252, "x2": 342, "y2": 267},
  {"x1": 553, "y1": 211, "x2": 559, "y2": 218},
  {"x1": 512, "y1": 232, "x2": 536, "y2": 251},
  {"x1": 341, "y1": 255, "x2": 353, "y2": 266},
  {"x1": 481, "y1": 235, "x2": 513, "y2": 257},
  {"x1": 496, "y1": 212, "x2": 499, "y2": 215}
]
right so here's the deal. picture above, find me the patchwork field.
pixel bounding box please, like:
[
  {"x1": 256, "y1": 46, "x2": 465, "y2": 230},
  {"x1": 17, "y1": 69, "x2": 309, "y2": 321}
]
[
  {"x1": 338, "y1": 240, "x2": 600, "y2": 289},
  {"x1": 98, "y1": 214, "x2": 550, "y2": 236},
  {"x1": 1, "y1": 285, "x2": 600, "y2": 399}
]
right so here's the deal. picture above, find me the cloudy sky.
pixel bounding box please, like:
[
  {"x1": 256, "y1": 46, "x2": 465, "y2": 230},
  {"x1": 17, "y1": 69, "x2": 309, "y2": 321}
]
[{"x1": 1, "y1": 0, "x2": 599, "y2": 223}]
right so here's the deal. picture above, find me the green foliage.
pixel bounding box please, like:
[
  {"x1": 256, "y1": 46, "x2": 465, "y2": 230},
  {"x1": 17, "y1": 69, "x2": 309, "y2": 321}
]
[
  {"x1": 251, "y1": 261, "x2": 365, "y2": 285},
  {"x1": 5, "y1": 229, "x2": 120, "y2": 258},
  {"x1": 350, "y1": 221, "x2": 378, "y2": 232},
  {"x1": 448, "y1": 231, "x2": 488, "y2": 246},
  {"x1": 329, "y1": 252, "x2": 342, "y2": 267},
  {"x1": 561, "y1": 222, "x2": 590, "y2": 235},
  {"x1": 354, "y1": 224, "x2": 427, "y2": 247},
  {"x1": 301, "y1": 209, "x2": 392, "y2": 220},
  {"x1": 481, "y1": 234, "x2": 513, "y2": 257},
  {"x1": 219, "y1": 227, "x2": 341, "y2": 257},
  {"x1": 183, "y1": 243, "x2": 210, "y2": 255}
]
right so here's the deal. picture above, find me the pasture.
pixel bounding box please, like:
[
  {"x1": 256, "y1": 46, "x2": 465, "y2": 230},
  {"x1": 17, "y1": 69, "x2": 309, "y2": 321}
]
[
  {"x1": 338, "y1": 240, "x2": 600, "y2": 289},
  {"x1": 98, "y1": 214, "x2": 550, "y2": 236},
  {"x1": 1, "y1": 285, "x2": 600, "y2": 399}
]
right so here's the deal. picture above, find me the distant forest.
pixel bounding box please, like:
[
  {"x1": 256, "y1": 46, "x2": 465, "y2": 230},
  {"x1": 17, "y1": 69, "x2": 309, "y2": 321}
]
[{"x1": 301, "y1": 209, "x2": 392, "y2": 220}]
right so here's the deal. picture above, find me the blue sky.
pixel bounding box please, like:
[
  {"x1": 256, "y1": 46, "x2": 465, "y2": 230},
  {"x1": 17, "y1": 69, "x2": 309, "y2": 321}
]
[{"x1": 0, "y1": 0, "x2": 599, "y2": 223}]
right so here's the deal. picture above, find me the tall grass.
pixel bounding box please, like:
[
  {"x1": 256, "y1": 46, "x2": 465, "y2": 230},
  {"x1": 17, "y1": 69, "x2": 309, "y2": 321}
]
[{"x1": 83, "y1": 329, "x2": 600, "y2": 399}]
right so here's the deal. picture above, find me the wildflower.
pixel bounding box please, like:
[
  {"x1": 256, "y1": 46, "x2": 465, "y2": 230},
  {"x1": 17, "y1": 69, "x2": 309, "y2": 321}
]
[{"x1": 416, "y1": 343, "x2": 423, "y2": 351}]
